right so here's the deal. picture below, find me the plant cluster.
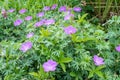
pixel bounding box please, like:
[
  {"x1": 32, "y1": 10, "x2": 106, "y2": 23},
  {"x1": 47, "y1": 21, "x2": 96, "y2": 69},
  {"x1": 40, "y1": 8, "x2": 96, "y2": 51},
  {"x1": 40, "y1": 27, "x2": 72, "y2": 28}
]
[{"x1": 0, "y1": 3, "x2": 120, "y2": 80}]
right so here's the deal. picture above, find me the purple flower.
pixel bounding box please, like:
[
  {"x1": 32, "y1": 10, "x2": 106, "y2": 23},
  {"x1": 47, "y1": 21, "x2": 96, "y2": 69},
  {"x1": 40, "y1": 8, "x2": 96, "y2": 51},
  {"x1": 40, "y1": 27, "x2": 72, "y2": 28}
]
[
  {"x1": 59, "y1": 6, "x2": 67, "y2": 12},
  {"x1": 43, "y1": 60, "x2": 58, "y2": 72},
  {"x1": 51, "y1": 4, "x2": 57, "y2": 10},
  {"x1": 19, "y1": 9, "x2": 27, "y2": 14},
  {"x1": 8, "y1": 9, "x2": 15, "y2": 13},
  {"x1": 44, "y1": 19, "x2": 55, "y2": 26},
  {"x1": 14, "y1": 19, "x2": 23, "y2": 26},
  {"x1": 43, "y1": 6, "x2": 50, "y2": 11},
  {"x1": 93, "y1": 55, "x2": 104, "y2": 66},
  {"x1": 25, "y1": 16, "x2": 32, "y2": 21},
  {"x1": 20, "y1": 41, "x2": 32, "y2": 52},
  {"x1": 40, "y1": 19, "x2": 46, "y2": 23},
  {"x1": 34, "y1": 20, "x2": 45, "y2": 27},
  {"x1": 73, "y1": 7, "x2": 82, "y2": 12},
  {"x1": 26, "y1": 32, "x2": 34, "y2": 38},
  {"x1": 64, "y1": 14, "x2": 74, "y2": 20},
  {"x1": 36, "y1": 12, "x2": 44, "y2": 17},
  {"x1": 64, "y1": 26, "x2": 77, "y2": 34},
  {"x1": 115, "y1": 45, "x2": 120, "y2": 52}
]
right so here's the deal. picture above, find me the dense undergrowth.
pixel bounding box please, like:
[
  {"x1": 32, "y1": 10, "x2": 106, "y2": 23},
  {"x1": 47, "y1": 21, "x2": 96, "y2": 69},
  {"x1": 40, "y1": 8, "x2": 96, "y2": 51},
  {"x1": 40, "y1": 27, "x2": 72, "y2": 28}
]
[{"x1": 0, "y1": 0, "x2": 120, "y2": 80}]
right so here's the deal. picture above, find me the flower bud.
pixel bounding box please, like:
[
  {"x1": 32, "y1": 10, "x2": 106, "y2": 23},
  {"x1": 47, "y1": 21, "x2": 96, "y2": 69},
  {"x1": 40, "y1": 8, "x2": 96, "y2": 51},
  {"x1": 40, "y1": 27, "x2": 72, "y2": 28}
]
[{"x1": 1, "y1": 9, "x2": 7, "y2": 18}]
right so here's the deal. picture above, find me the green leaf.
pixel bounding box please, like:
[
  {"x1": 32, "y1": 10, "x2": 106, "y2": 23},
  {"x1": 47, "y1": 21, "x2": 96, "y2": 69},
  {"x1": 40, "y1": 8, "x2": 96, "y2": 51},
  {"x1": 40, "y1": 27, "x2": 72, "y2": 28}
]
[
  {"x1": 60, "y1": 57, "x2": 72, "y2": 63},
  {"x1": 78, "y1": 14, "x2": 88, "y2": 23},
  {"x1": 88, "y1": 71, "x2": 94, "y2": 79},
  {"x1": 60, "y1": 63, "x2": 66, "y2": 72},
  {"x1": 95, "y1": 65, "x2": 105, "y2": 71},
  {"x1": 71, "y1": 35, "x2": 97, "y2": 43},
  {"x1": 70, "y1": 72, "x2": 76, "y2": 77},
  {"x1": 29, "y1": 72, "x2": 39, "y2": 78},
  {"x1": 71, "y1": 34, "x2": 79, "y2": 42},
  {"x1": 40, "y1": 28, "x2": 51, "y2": 37},
  {"x1": 26, "y1": 22, "x2": 35, "y2": 28},
  {"x1": 95, "y1": 71, "x2": 104, "y2": 78},
  {"x1": 39, "y1": 65, "x2": 45, "y2": 74},
  {"x1": 4, "y1": 75, "x2": 11, "y2": 80},
  {"x1": 75, "y1": 77, "x2": 79, "y2": 80}
]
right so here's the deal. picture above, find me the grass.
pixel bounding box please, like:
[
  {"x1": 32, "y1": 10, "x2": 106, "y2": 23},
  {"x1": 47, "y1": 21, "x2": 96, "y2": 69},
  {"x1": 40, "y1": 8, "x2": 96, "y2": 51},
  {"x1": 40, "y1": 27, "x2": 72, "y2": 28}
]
[{"x1": 0, "y1": 0, "x2": 80, "y2": 10}]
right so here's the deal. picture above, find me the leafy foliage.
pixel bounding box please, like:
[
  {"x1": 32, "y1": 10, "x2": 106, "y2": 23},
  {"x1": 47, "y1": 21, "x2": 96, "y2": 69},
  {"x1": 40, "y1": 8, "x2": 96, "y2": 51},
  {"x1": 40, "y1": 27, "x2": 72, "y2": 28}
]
[{"x1": 0, "y1": 1, "x2": 120, "y2": 80}]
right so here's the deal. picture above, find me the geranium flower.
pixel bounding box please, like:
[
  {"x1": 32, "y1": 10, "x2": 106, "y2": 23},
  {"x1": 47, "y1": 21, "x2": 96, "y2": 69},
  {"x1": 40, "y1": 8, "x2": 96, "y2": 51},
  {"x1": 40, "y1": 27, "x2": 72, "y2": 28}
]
[
  {"x1": 64, "y1": 26, "x2": 77, "y2": 34},
  {"x1": 25, "y1": 16, "x2": 32, "y2": 21},
  {"x1": 93, "y1": 55, "x2": 104, "y2": 66},
  {"x1": 34, "y1": 20, "x2": 45, "y2": 27},
  {"x1": 8, "y1": 9, "x2": 15, "y2": 13},
  {"x1": 44, "y1": 19, "x2": 55, "y2": 26},
  {"x1": 20, "y1": 41, "x2": 32, "y2": 52},
  {"x1": 36, "y1": 12, "x2": 44, "y2": 17},
  {"x1": 115, "y1": 45, "x2": 120, "y2": 52},
  {"x1": 14, "y1": 19, "x2": 23, "y2": 26},
  {"x1": 43, "y1": 60, "x2": 58, "y2": 72},
  {"x1": 73, "y1": 7, "x2": 81, "y2": 12},
  {"x1": 59, "y1": 6, "x2": 67, "y2": 12},
  {"x1": 43, "y1": 6, "x2": 50, "y2": 11},
  {"x1": 26, "y1": 32, "x2": 34, "y2": 38},
  {"x1": 19, "y1": 9, "x2": 27, "y2": 14},
  {"x1": 51, "y1": 4, "x2": 57, "y2": 10},
  {"x1": 64, "y1": 13, "x2": 74, "y2": 20}
]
